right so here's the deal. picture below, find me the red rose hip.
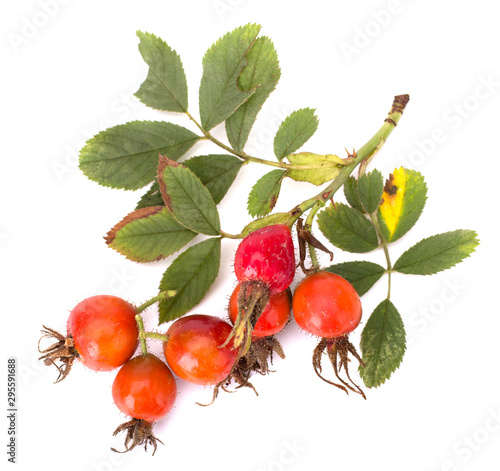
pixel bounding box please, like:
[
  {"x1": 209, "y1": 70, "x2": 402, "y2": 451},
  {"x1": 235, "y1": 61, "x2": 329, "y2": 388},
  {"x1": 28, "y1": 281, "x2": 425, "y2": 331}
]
[
  {"x1": 234, "y1": 224, "x2": 295, "y2": 295},
  {"x1": 112, "y1": 354, "x2": 177, "y2": 423},
  {"x1": 111, "y1": 353, "x2": 177, "y2": 454},
  {"x1": 163, "y1": 315, "x2": 238, "y2": 385},
  {"x1": 229, "y1": 225, "x2": 295, "y2": 352},
  {"x1": 67, "y1": 295, "x2": 139, "y2": 371},
  {"x1": 292, "y1": 271, "x2": 366, "y2": 399},
  {"x1": 293, "y1": 271, "x2": 362, "y2": 338},
  {"x1": 229, "y1": 283, "x2": 291, "y2": 338},
  {"x1": 38, "y1": 294, "x2": 139, "y2": 382}
]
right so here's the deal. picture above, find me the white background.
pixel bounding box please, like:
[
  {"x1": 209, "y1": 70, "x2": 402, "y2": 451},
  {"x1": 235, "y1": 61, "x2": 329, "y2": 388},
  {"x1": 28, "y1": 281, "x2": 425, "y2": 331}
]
[{"x1": 2, "y1": 1, "x2": 499, "y2": 470}]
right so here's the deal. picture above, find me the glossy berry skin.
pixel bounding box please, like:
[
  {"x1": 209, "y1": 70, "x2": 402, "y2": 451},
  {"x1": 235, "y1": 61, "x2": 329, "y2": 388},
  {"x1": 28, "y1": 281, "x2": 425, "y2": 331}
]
[
  {"x1": 234, "y1": 224, "x2": 295, "y2": 294},
  {"x1": 293, "y1": 271, "x2": 362, "y2": 338},
  {"x1": 228, "y1": 284, "x2": 291, "y2": 338},
  {"x1": 112, "y1": 354, "x2": 177, "y2": 423},
  {"x1": 163, "y1": 315, "x2": 238, "y2": 385},
  {"x1": 66, "y1": 295, "x2": 138, "y2": 371}
]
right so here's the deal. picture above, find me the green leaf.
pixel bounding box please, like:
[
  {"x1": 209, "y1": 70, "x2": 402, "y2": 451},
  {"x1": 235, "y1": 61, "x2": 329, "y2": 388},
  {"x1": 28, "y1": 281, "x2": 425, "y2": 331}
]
[
  {"x1": 225, "y1": 36, "x2": 280, "y2": 152},
  {"x1": 273, "y1": 108, "x2": 319, "y2": 161},
  {"x1": 247, "y1": 169, "x2": 286, "y2": 217},
  {"x1": 378, "y1": 167, "x2": 427, "y2": 242},
  {"x1": 286, "y1": 153, "x2": 345, "y2": 185},
  {"x1": 359, "y1": 299, "x2": 406, "y2": 388},
  {"x1": 325, "y1": 261, "x2": 385, "y2": 296},
  {"x1": 343, "y1": 176, "x2": 364, "y2": 212},
  {"x1": 317, "y1": 203, "x2": 379, "y2": 253},
  {"x1": 134, "y1": 31, "x2": 188, "y2": 112},
  {"x1": 105, "y1": 206, "x2": 196, "y2": 262},
  {"x1": 357, "y1": 170, "x2": 384, "y2": 214},
  {"x1": 199, "y1": 23, "x2": 261, "y2": 131},
  {"x1": 135, "y1": 181, "x2": 164, "y2": 209},
  {"x1": 183, "y1": 154, "x2": 243, "y2": 204},
  {"x1": 79, "y1": 121, "x2": 200, "y2": 190},
  {"x1": 138, "y1": 155, "x2": 242, "y2": 208},
  {"x1": 158, "y1": 238, "x2": 221, "y2": 323},
  {"x1": 158, "y1": 156, "x2": 221, "y2": 236},
  {"x1": 393, "y1": 230, "x2": 479, "y2": 275}
]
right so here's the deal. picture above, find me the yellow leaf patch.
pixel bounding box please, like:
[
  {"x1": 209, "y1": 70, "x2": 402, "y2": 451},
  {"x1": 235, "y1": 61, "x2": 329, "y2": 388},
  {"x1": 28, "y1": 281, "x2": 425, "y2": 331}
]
[{"x1": 379, "y1": 167, "x2": 407, "y2": 238}]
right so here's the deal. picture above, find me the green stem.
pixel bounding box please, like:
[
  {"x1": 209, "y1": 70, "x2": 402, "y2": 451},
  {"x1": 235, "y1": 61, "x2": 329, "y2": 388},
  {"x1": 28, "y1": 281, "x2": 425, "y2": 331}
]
[
  {"x1": 135, "y1": 290, "x2": 177, "y2": 314},
  {"x1": 220, "y1": 230, "x2": 241, "y2": 239},
  {"x1": 142, "y1": 331, "x2": 169, "y2": 343},
  {"x1": 304, "y1": 201, "x2": 322, "y2": 270},
  {"x1": 135, "y1": 314, "x2": 148, "y2": 355},
  {"x1": 133, "y1": 291, "x2": 176, "y2": 354},
  {"x1": 185, "y1": 111, "x2": 206, "y2": 135},
  {"x1": 186, "y1": 110, "x2": 249, "y2": 161},
  {"x1": 370, "y1": 213, "x2": 393, "y2": 299},
  {"x1": 290, "y1": 95, "x2": 409, "y2": 223},
  {"x1": 185, "y1": 111, "x2": 349, "y2": 171}
]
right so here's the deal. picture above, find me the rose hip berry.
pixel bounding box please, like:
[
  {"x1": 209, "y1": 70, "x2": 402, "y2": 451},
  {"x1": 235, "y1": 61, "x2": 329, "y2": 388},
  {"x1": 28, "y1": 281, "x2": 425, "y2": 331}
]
[
  {"x1": 163, "y1": 314, "x2": 238, "y2": 385},
  {"x1": 228, "y1": 284, "x2": 291, "y2": 339},
  {"x1": 38, "y1": 295, "x2": 139, "y2": 382},
  {"x1": 234, "y1": 224, "x2": 295, "y2": 295},
  {"x1": 227, "y1": 284, "x2": 291, "y2": 392},
  {"x1": 292, "y1": 271, "x2": 366, "y2": 399},
  {"x1": 230, "y1": 224, "x2": 295, "y2": 352},
  {"x1": 112, "y1": 353, "x2": 177, "y2": 454},
  {"x1": 293, "y1": 271, "x2": 362, "y2": 337}
]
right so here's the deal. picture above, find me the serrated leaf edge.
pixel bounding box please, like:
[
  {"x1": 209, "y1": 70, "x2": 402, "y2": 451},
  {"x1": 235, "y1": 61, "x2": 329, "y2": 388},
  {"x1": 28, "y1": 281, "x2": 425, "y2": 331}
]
[
  {"x1": 200, "y1": 23, "x2": 261, "y2": 131},
  {"x1": 135, "y1": 30, "x2": 188, "y2": 112},
  {"x1": 393, "y1": 229, "x2": 480, "y2": 275},
  {"x1": 359, "y1": 299, "x2": 406, "y2": 388},
  {"x1": 157, "y1": 155, "x2": 221, "y2": 235},
  {"x1": 273, "y1": 108, "x2": 319, "y2": 161}
]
